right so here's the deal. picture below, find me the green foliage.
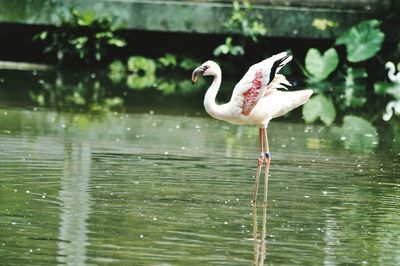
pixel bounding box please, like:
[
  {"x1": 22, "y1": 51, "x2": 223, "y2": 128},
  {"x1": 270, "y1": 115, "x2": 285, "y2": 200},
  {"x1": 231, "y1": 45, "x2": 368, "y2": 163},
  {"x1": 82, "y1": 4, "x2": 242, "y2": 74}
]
[
  {"x1": 30, "y1": 73, "x2": 123, "y2": 112},
  {"x1": 213, "y1": 37, "x2": 245, "y2": 57},
  {"x1": 374, "y1": 82, "x2": 400, "y2": 99},
  {"x1": 158, "y1": 54, "x2": 178, "y2": 68},
  {"x1": 214, "y1": 0, "x2": 266, "y2": 57},
  {"x1": 34, "y1": 8, "x2": 126, "y2": 65},
  {"x1": 179, "y1": 58, "x2": 202, "y2": 71},
  {"x1": 226, "y1": 0, "x2": 267, "y2": 42},
  {"x1": 335, "y1": 20, "x2": 385, "y2": 63},
  {"x1": 343, "y1": 67, "x2": 367, "y2": 108},
  {"x1": 304, "y1": 48, "x2": 339, "y2": 82},
  {"x1": 108, "y1": 60, "x2": 126, "y2": 84},
  {"x1": 312, "y1": 18, "x2": 339, "y2": 31},
  {"x1": 302, "y1": 94, "x2": 336, "y2": 125},
  {"x1": 301, "y1": 17, "x2": 395, "y2": 125},
  {"x1": 107, "y1": 54, "x2": 204, "y2": 94},
  {"x1": 126, "y1": 56, "x2": 157, "y2": 90},
  {"x1": 127, "y1": 56, "x2": 156, "y2": 75}
]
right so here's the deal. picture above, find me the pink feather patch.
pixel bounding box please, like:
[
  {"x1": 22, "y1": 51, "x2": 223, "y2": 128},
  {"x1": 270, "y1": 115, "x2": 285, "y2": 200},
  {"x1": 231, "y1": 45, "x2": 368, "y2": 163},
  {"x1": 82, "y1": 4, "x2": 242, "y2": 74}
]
[{"x1": 241, "y1": 70, "x2": 263, "y2": 115}]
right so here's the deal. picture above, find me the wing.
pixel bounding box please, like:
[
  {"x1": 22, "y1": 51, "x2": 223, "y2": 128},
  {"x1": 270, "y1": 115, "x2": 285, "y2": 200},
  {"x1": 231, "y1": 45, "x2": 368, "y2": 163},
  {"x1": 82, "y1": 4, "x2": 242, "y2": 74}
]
[{"x1": 230, "y1": 52, "x2": 292, "y2": 116}]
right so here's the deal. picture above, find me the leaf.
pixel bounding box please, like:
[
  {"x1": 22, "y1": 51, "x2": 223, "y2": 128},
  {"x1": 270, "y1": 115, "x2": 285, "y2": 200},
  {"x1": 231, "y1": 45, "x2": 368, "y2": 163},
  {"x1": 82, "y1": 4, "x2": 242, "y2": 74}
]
[
  {"x1": 213, "y1": 37, "x2": 244, "y2": 57},
  {"x1": 126, "y1": 74, "x2": 155, "y2": 90},
  {"x1": 179, "y1": 58, "x2": 201, "y2": 71},
  {"x1": 344, "y1": 67, "x2": 367, "y2": 108},
  {"x1": 158, "y1": 53, "x2": 177, "y2": 68},
  {"x1": 108, "y1": 60, "x2": 126, "y2": 83},
  {"x1": 305, "y1": 48, "x2": 339, "y2": 82},
  {"x1": 127, "y1": 56, "x2": 156, "y2": 75},
  {"x1": 335, "y1": 20, "x2": 385, "y2": 62},
  {"x1": 108, "y1": 38, "x2": 126, "y2": 47},
  {"x1": 332, "y1": 115, "x2": 378, "y2": 152},
  {"x1": 302, "y1": 94, "x2": 336, "y2": 126}
]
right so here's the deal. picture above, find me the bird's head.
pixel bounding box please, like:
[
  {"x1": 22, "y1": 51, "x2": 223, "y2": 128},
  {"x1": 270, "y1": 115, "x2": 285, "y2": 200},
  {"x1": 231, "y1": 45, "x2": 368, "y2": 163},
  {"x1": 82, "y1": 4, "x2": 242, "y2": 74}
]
[{"x1": 191, "y1": 60, "x2": 220, "y2": 84}]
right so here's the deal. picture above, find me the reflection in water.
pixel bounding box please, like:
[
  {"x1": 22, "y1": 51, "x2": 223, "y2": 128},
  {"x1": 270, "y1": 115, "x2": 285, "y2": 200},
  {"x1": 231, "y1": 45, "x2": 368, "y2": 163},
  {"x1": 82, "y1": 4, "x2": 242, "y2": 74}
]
[
  {"x1": 57, "y1": 142, "x2": 91, "y2": 265},
  {"x1": 253, "y1": 204, "x2": 259, "y2": 266},
  {"x1": 323, "y1": 211, "x2": 339, "y2": 266},
  {"x1": 0, "y1": 108, "x2": 399, "y2": 265},
  {"x1": 252, "y1": 202, "x2": 269, "y2": 266}
]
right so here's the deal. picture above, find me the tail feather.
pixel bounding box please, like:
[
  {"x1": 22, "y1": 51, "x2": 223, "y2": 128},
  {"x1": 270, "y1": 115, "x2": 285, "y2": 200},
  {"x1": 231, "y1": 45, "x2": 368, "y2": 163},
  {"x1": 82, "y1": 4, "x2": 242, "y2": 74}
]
[{"x1": 267, "y1": 74, "x2": 291, "y2": 91}]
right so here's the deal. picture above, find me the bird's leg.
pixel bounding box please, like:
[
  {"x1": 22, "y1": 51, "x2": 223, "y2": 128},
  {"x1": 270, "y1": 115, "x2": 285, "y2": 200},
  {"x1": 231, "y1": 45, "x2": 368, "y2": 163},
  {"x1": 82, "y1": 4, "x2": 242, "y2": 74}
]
[
  {"x1": 259, "y1": 127, "x2": 271, "y2": 265},
  {"x1": 252, "y1": 128, "x2": 264, "y2": 206}
]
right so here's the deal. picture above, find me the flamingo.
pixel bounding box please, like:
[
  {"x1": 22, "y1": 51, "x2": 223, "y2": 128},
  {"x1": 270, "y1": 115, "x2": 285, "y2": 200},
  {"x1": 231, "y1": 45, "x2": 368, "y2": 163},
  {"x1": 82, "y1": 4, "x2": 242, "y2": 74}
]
[
  {"x1": 385, "y1": 61, "x2": 400, "y2": 84},
  {"x1": 191, "y1": 51, "x2": 313, "y2": 205}
]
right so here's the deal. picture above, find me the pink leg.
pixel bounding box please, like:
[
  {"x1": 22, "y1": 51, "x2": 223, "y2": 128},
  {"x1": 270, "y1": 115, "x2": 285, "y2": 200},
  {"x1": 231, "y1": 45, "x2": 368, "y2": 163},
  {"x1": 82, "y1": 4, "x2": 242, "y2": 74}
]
[
  {"x1": 259, "y1": 127, "x2": 271, "y2": 265},
  {"x1": 252, "y1": 128, "x2": 264, "y2": 205}
]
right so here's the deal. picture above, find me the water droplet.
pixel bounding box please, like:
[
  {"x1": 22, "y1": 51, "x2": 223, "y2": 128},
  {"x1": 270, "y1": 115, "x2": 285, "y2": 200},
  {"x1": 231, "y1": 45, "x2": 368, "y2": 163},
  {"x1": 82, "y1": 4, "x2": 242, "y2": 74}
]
[
  {"x1": 26, "y1": 190, "x2": 30, "y2": 194},
  {"x1": 91, "y1": 73, "x2": 96, "y2": 79},
  {"x1": 164, "y1": 151, "x2": 169, "y2": 155},
  {"x1": 149, "y1": 110, "x2": 154, "y2": 115},
  {"x1": 322, "y1": 191, "x2": 328, "y2": 195},
  {"x1": 126, "y1": 127, "x2": 131, "y2": 131},
  {"x1": 140, "y1": 234, "x2": 144, "y2": 239},
  {"x1": 340, "y1": 136, "x2": 346, "y2": 140}
]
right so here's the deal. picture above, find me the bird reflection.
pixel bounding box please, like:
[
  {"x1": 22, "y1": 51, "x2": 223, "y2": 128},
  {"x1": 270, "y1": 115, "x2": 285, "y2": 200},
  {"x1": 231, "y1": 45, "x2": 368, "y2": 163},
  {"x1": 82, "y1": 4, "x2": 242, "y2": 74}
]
[{"x1": 253, "y1": 201, "x2": 268, "y2": 266}]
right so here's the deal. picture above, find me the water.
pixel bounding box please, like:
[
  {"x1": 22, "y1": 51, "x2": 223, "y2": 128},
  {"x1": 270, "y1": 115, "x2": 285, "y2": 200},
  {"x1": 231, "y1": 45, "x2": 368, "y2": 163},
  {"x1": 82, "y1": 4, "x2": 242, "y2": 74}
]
[{"x1": 1, "y1": 106, "x2": 399, "y2": 266}]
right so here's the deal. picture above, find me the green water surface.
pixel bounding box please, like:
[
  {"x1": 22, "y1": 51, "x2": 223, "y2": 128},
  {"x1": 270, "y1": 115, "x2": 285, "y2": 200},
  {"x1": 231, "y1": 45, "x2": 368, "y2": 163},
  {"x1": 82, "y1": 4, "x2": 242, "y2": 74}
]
[{"x1": 0, "y1": 106, "x2": 399, "y2": 265}]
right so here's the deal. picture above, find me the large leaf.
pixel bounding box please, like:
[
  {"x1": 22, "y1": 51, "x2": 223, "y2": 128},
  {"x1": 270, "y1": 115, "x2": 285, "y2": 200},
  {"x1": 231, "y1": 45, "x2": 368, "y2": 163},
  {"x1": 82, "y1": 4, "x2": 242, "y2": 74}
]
[
  {"x1": 302, "y1": 94, "x2": 336, "y2": 126},
  {"x1": 305, "y1": 48, "x2": 339, "y2": 82},
  {"x1": 335, "y1": 20, "x2": 385, "y2": 62},
  {"x1": 332, "y1": 115, "x2": 378, "y2": 152}
]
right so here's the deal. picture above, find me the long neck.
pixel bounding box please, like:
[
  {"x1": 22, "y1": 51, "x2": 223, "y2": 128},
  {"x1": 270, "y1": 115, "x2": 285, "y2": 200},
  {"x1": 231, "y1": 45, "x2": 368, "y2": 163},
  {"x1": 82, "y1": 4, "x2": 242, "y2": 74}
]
[
  {"x1": 387, "y1": 63, "x2": 397, "y2": 83},
  {"x1": 203, "y1": 72, "x2": 225, "y2": 119}
]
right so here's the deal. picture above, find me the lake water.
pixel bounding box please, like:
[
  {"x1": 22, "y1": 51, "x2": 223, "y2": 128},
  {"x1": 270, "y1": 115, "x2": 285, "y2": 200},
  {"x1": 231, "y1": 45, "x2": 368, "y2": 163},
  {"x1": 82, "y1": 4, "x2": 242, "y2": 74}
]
[
  {"x1": 1, "y1": 105, "x2": 399, "y2": 265},
  {"x1": 1, "y1": 68, "x2": 400, "y2": 265}
]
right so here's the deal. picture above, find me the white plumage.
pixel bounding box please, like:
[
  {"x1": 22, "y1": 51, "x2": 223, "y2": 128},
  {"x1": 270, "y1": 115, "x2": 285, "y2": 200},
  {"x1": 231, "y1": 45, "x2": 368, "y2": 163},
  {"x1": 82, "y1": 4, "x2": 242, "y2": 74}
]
[{"x1": 191, "y1": 51, "x2": 313, "y2": 128}]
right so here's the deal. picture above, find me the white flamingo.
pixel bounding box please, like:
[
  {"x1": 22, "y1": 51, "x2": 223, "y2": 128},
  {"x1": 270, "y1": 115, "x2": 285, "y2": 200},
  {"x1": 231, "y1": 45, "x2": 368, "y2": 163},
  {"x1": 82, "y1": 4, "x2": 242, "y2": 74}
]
[
  {"x1": 383, "y1": 61, "x2": 400, "y2": 121},
  {"x1": 191, "y1": 51, "x2": 312, "y2": 205},
  {"x1": 385, "y1": 61, "x2": 400, "y2": 84}
]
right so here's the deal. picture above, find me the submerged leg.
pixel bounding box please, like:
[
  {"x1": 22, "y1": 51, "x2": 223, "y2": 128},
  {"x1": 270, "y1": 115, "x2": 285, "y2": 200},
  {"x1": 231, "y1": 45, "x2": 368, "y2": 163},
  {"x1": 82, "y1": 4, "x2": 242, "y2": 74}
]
[
  {"x1": 259, "y1": 127, "x2": 271, "y2": 265},
  {"x1": 252, "y1": 128, "x2": 264, "y2": 205}
]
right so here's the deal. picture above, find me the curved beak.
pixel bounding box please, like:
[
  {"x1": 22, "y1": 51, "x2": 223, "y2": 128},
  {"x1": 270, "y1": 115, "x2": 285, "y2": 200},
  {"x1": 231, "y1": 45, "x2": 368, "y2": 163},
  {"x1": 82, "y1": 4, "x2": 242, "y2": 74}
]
[{"x1": 191, "y1": 66, "x2": 207, "y2": 84}]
